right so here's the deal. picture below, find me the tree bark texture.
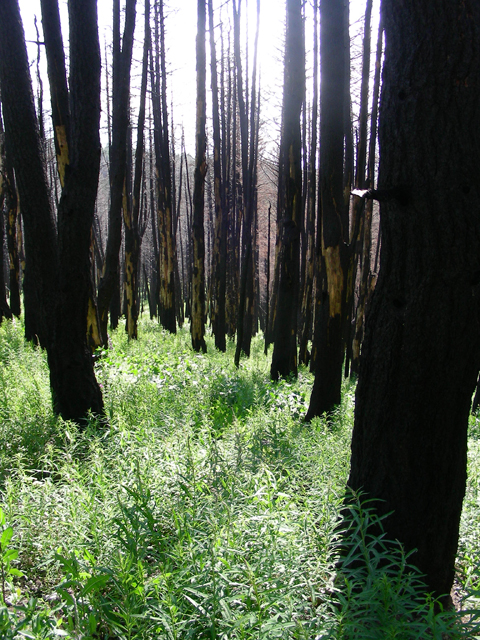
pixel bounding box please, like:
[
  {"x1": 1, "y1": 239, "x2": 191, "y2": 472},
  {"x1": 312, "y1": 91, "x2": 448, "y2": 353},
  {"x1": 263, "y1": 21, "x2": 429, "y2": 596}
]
[
  {"x1": 0, "y1": 110, "x2": 18, "y2": 317},
  {"x1": 298, "y1": 0, "x2": 318, "y2": 367},
  {"x1": 348, "y1": 0, "x2": 480, "y2": 601},
  {"x1": 96, "y1": 0, "x2": 136, "y2": 344},
  {"x1": 208, "y1": 0, "x2": 227, "y2": 352},
  {"x1": 0, "y1": 0, "x2": 104, "y2": 423},
  {"x1": 40, "y1": 0, "x2": 70, "y2": 188},
  {"x1": 306, "y1": 0, "x2": 347, "y2": 420},
  {"x1": 191, "y1": 0, "x2": 207, "y2": 353},
  {"x1": 124, "y1": 0, "x2": 150, "y2": 340},
  {"x1": 270, "y1": 0, "x2": 304, "y2": 379},
  {"x1": 351, "y1": 15, "x2": 383, "y2": 375},
  {"x1": 154, "y1": 0, "x2": 176, "y2": 334}
]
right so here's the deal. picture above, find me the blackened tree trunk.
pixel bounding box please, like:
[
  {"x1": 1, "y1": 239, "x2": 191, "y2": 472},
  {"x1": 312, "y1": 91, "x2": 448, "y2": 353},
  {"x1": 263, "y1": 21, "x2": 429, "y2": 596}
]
[
  {"x1": 298, "y1": 0, "x2": 318, "y2": 367},
  {"x1": 270, "y1": 0, "x2": 304, "y2": 379},
  {"x1": 124, "y1": 0, "x2": 150, "y2": 340},
  {"x1": 208, "y1": 0, "x2": 227, "y2": 352},
  {"x1": 40, "y1": 0, "x2": 70, "y2": 187},
  {"x1": 191, "y1": 0, "x2": 207, "y2": 353},
  {"x1": 0, "y1": 0, "x2": 104, "y2": 423},
  {"x1": 96, "y1": 0, "x2": 136, "y2": 344},
  {"x1": 0, "y1": 110, "x2": 20, "y2": 317},
  {"x1": 233, "y1": 0, "x2": 260, "y2": 367},
  {"x1": 154, "y1": 0, "x2": 176, "y2": 334},
  {"x1": 348, "y1": 0, "x2": 480, "y2": 602},
  {"x1": 305, "y1": 0, "x2": 347, "y2": 420},
  {"x1": 351, "y1": 14, "x2": 382, "y2": 375},
  {"x1": 0, "y1": 113, "x2": 13, "y2": 321},
  {"x1": 344, "y1": 0, "x2": 373, "y2": 379}
]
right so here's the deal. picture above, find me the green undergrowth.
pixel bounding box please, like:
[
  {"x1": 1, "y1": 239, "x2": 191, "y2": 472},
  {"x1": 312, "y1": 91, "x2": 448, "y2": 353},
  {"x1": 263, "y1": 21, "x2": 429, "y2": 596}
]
[{"x1": 0, "y1": 317, "x2": 477, "y2": 638}]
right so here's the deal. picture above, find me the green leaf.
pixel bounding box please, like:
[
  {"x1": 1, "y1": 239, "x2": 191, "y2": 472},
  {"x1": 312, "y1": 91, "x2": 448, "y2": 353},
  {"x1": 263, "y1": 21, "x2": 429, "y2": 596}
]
[
  {"x1": 80, "y1": 574, "x2": 109, "y2": 596},
  {"x1": 3, "y1": 549, "x2": 18, "y2": 562},
  {"x1": 88, "y1": 613, "x2": 98, "y2": 634},
  {"x1": 0, "y1": 527, "x2": 13, "y2": 548}
]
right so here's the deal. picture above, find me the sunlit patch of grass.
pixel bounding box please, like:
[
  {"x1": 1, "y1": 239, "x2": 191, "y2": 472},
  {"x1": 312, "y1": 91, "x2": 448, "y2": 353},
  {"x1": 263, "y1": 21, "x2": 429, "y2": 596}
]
[{"x1": 0, "y1": 317, "x2": 478, "y2": 638}]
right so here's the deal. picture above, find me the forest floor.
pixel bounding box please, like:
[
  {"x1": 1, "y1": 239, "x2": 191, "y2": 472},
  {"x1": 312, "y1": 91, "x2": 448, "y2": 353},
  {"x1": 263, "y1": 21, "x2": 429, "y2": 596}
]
[{"x1": 0, "y1": 317, "x2": 478, "y2": 639}]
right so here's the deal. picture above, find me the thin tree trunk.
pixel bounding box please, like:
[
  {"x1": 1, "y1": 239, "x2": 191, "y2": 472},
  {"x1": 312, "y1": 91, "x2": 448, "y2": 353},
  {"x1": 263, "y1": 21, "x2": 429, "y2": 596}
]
[
  {"x1": 234, "y1": 0, "x2": 260, "y2": 366},
  {"x1": 351, "y1": 14, "x2": 382, "y2": 375},
  {"x1": 191, "y1": 0, "x2": 207, "y2": 353},
  {"x1": 208, "y1": 0, "x2": 227, "y2": 352},
  {"x1": 270, "y1": 0, "x2": 304, "y2": 379},
  {"x1": 306, "y1": 0, "x2": 347, "y2": 420},
  {"x1": 298, "y1": 0, "x2": 318, "y2": 367},
  {"x1": 344, "y1": 0, "x2": 373, "y2": 378},
  {"x1": 96, "y1": 0, "x2": 136, "y2": 344},
  {"x1": 124, "y1": 0, "x2": 150, "y2": 340},
  {"x1": 1, "y1": 112, "x2": 21, "y2": 317}
]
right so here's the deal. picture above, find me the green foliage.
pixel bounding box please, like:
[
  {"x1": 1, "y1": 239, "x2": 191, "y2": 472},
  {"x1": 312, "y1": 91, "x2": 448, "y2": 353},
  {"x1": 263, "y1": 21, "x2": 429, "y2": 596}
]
[
  {"x1": 0, "y1": 317, "x2": 477, "y2": 638},
  {"x1": 322, "y1": 492, "x2": 480, "y2": 639}
]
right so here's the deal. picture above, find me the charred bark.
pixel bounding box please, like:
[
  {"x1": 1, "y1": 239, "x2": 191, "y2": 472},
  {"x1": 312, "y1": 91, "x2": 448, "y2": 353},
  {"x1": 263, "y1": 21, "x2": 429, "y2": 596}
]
[
  {"x1": 191, "y1": 0, "x2": 207, "y2": 353},
  {"x1": 348, "y1": 0, "x2": 480, "y2": 602},
  {"x1": 270, "y1": 0, "x2": 304, "y2": 379},
  {"x1": 0, "y1": 0, "x2": 104, "y2": 423},
  {"x1": 306, "y1": 0, "x2": 347, "y2": 420},
  {"x1": 96, "y1": 0, "x2": 136, "y2": 344}
]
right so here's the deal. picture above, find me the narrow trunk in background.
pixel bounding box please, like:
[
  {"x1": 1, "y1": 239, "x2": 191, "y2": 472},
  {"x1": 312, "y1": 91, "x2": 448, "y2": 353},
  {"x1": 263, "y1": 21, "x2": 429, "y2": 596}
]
[
  {"x1": 191, "y1": 0, "x2": 207, "y2": 353},
  {"x1": 344, "y1": 0, "x2": 372, "y2": 378},
  {"x1": 351, "y1": 14, "x2": 382, "y2": 375},
  {"x1": 96, "y1": 0, "x2": 136, "y2": 344},
  {"x1": 0, "y1": 112, "x2": 20, "y2": 317},
  {"x1": 208, "y1": 0, "x2": 227, "y2": 352},
  {"x1": 306, "y1": 0, "x2": 347, "y2": 420},
  {"x1": 270, "y1": 0, "x2": 304, "y2": 380},
  {"x1": 234, "y1": 0, "x2": 260, "y2": 366},
  {"x1": 157, "y1": 0, "x2": 176, "y2": 333},
  {"x1": 299, "y1": 0, "x2": 318, "y2": 367},
  {"x1": 124, "y1": 0, "x2": 150, "y2": 340}
]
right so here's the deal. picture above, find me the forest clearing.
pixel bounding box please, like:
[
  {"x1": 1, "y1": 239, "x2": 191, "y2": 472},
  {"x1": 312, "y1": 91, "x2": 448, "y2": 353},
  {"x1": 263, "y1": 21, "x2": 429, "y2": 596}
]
[{"x1": 0, "y1": 317, "x2": 478, "y2": 638}]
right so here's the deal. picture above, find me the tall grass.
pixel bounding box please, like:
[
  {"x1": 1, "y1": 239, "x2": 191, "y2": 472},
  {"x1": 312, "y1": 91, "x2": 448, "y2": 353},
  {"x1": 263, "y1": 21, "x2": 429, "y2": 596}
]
[{"x1": 0, "y1": 317, "x2": 477, "y2": 638}]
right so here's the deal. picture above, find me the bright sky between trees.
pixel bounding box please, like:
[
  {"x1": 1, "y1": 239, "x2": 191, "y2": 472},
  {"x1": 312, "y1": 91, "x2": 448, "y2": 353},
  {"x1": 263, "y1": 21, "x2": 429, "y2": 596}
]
[{"x1": 18, "y1": 0, "x2": 380, "y2": 154}]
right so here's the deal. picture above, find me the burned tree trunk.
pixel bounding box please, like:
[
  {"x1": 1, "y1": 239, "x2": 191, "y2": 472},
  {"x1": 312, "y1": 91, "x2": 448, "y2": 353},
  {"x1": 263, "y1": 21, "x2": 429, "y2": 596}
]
[
  {"x1": 0, "y1": 0, "x2": 104, "y2": 423},
  {"x1": 348, "y1": 0, "x2": 480, "y2": 602},
  {"x1": 306, "y1": 0, "x2": 347, "y2": 420},
  {"x1": 270, "y1": 0, "x2": 304, "y2": 379},
  {"x1": 191, "y1": 0, "x2": 207, "y2": 353},
  {"x1": 96, "y1": 0, "x2": 136, "y2": 344}
]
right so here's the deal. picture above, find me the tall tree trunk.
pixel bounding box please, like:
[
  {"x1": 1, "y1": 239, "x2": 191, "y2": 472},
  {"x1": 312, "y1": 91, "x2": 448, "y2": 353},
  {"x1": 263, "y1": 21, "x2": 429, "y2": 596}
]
[
  {"x1": 191, "y1": 0, "x2": 207, "y2": 353},
  {"x1": 154, "y1": 0, "x2": 176, "y2": 333},
  {"x1": 0, "y1": 113, "x2": 13, "y2": 321},
  {"x1": 96, "y1": 0, "x2": 136, "y2": 344},
  {"x1": 40, "y1": 0, "x2": 70, "y2": 187},
  {"x1": 351, "y1": 13, "x2": 382, "y2": 375},
  {"x1": 348, "y1": 0, "x2": 480, "y2": 602},
  {"x1": 306, "y1": 0, "x2": 347, "y2": 420},
  {"x1": 208, "y1": 0, "x2": 227, "y2": 352},
  {"x1": 270, "y1": 0, "x2": 304, "y2": 379},
  {"x1": 124, "y1": 0, "x2": 150, "y2": 340},
  {"x1": 344, "y1": 0, "x2": 373, "y2": 378},
  {"x1": 0, "y1": 111, "x2": 21, "y2": 317},
  {"x1": 234, "y1": 0, "x2": 260, "y2": 366},
  {"x1": 298, "y1": 0, "x2": 318, "y2": 367},
  {"x1": 0, "y1": 0, "x2": 104, "y2": 423}
]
